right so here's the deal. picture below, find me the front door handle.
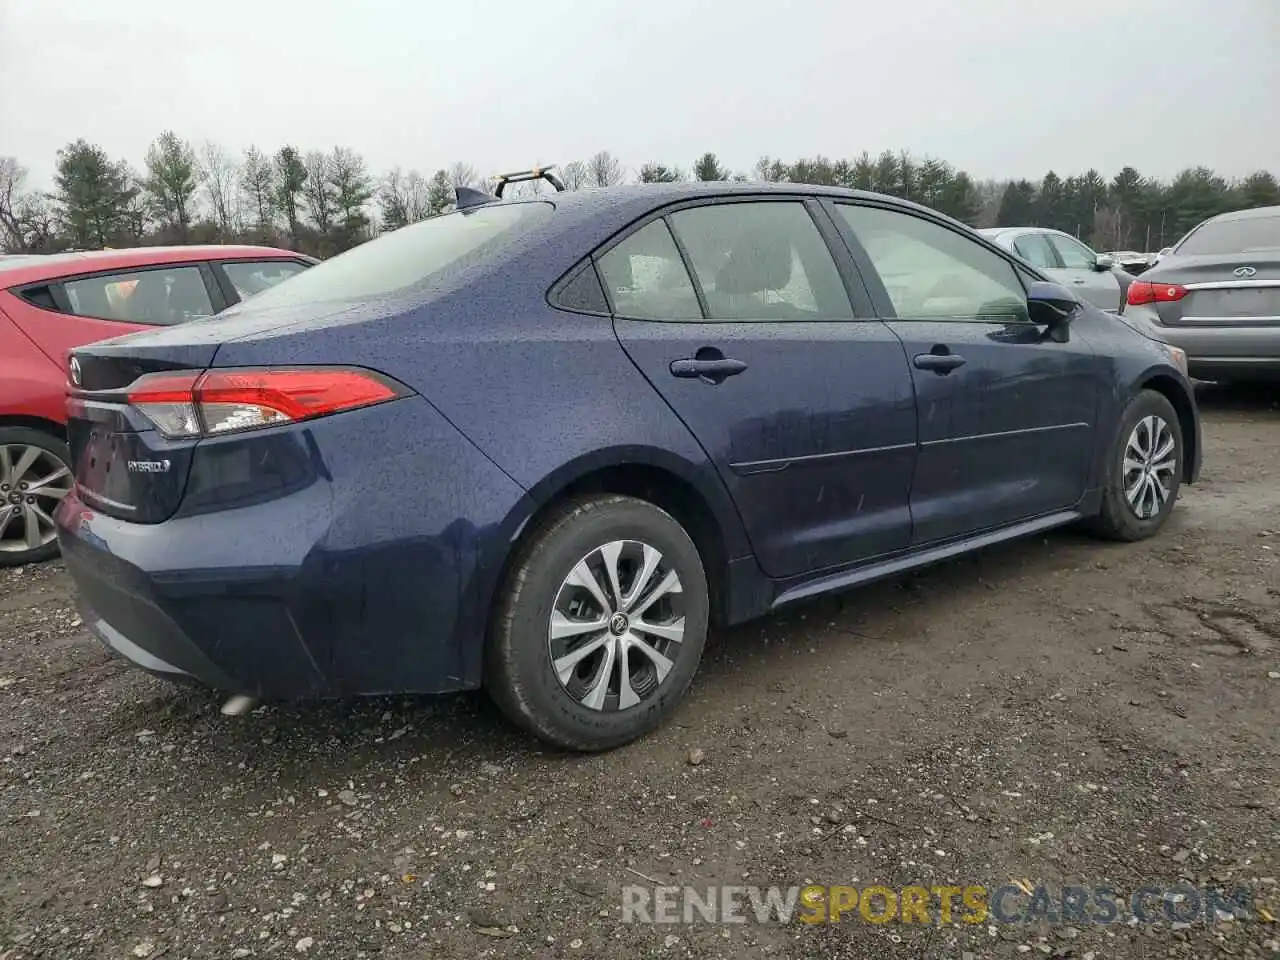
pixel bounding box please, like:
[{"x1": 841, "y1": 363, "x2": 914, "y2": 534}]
[
  {"x1": 913, "y1": 352, "x2": 966, "y2": 374},
  {"x1": 1071, "y1": 278, "x2": 1087, "y2": 285},
  {"x1": 670, "y1": 356, "x2": 748, "y2": 384}
]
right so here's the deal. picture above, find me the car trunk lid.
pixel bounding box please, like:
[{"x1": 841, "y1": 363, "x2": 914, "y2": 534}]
[
  {"x1": 1146, "y1": 252, "x2": 1280, "y2": 326},
  {"x1": 65, "y1": 303, "x2": 354, "y2": 523}
]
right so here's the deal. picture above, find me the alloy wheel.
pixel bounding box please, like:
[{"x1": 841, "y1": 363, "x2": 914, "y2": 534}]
[
  {"x1": 547, "y1": 539, "x2": 687, "y2": 712},
  {"x1": 1122, "y1": 415, "x2": 1177, "y2": 521},
  {"x1": 0, "y1": 444, "x2": 73, "y2": 555}
]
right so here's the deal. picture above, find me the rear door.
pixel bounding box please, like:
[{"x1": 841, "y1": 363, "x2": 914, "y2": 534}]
[
  {"x1": 605, "y1": 197, "x2": 918, "y2": 579},
  {"x1": 828, "y1": 201, "x2": 1100, "y2": 546},
  {"x1": 1047, "y1": 233, "x2": 1122, "y2": 312}
]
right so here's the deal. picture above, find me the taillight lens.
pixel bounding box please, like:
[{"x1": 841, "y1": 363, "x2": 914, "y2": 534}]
[
  {"x1": 126, "y1": 367, "x2": 407, "y2": 439},
  {"x1": 1126, "y1": 280, "x2": 1188, "y2": 307}
]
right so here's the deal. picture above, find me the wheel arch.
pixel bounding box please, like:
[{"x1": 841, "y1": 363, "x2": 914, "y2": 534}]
[
  {"x1": 0, "y1": 415, "x2": 67, "y2": 442},
  {"x1": 489, "y1": 448, "x2": 749, "y2": 636},
  {"x1": 1135, "y1": 372, "x2": 1198, "y2": 483}
]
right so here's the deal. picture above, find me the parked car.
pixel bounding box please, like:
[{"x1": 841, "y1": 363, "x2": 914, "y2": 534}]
[
  {"x1": 0, "y1": 245, "x2": 314, "y2": 565},
  {"x1": 979, "y1": 227, "x2": 1135, "y2": 312},
  {"x1": 1119, "y1": 205, "x2": 1280, "y2": 383},
  {"x1": 56, "y1": 178, "x2": 1200, "y2": 751}
]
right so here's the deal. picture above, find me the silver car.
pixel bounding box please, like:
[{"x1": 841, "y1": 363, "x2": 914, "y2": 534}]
[
  {"x1": 1119, "y1": 205, "x2": 1280, "y2": 383},
  {"x1": 979, "y1": 227, "x2": 1133, "y2": 313}
]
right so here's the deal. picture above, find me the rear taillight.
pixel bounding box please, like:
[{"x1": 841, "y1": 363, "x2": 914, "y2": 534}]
[
  {"x1": 1126, "y1": 280, "x2": 1188, "y2": 307},
  {"x1": 126, "y1": 367, "x2": 408, "y2": 439}
]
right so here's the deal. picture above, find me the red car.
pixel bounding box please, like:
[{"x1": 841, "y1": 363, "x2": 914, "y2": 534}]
[{"x1": 0, "y1": 245, "x2": 315, "y2": 565}]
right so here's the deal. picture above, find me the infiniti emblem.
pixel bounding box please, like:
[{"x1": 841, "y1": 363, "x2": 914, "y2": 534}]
[
  {"x1": 69, "y1": 355, "x2": 81, "y2": 386},
  {"x1": 1233, "y1": 266, "x2": 1258, "y2": 279}
]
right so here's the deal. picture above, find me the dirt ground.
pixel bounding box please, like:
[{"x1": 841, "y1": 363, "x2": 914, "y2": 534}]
[{"x1": 2, "y1": 387, "x2": 1278, "y2": 960}]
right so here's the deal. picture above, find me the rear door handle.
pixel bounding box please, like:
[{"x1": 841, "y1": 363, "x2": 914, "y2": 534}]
[
  {"x1": 670, "y1": 357, "x2": 748, "y2": 383},
  {"x1": 912, "y1": 353, "x2": 966, "y2": 374},
  {"x1": 1071, "y1": 278, "x2": 1087, "y2": 285}
]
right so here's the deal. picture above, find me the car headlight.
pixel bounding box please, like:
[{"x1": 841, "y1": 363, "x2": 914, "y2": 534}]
[{"x1": 1164, "y1": 344, "x2": 1188, "y2": 376}]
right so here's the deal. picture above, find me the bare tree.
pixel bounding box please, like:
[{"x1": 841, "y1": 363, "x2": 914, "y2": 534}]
[
  {"x1": 560, "y1": 160, "x2": 589, "y2": 191},
  {"x1": 240, "y1": 147, "x2": 276, "y2": 237},
  {"x1": 303, "y1": 150, "x2": 335, "y2": 238},
  {"x1": 449, "y1": 162, "x2": 479, "y2": 188},
  {"x1": 0, "y1": 156, "x2": 30, "y2": 252},
  {"x1": 379, "y1": 167, "x2": 431, "y2": 230},
  {"x1": 16, "y1": 194, "x2": 56, "y2": 252},
  {"x1": 588, "y1": 151, "x2": 624, "y2": 187},
  {"x1": 199, "y1": 141, "x2": 238, "y2": 240}
]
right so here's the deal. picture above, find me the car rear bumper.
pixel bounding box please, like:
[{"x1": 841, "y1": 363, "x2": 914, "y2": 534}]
[
  {"x1": 1124, "y1": 304, "x2": 1280, "y2": 379},
  {"x1": 55, "y1": 396, "x2": 534, "y2": 699}
]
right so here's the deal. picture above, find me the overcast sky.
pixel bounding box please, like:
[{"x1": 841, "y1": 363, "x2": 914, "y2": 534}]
[{"x1": 2, "y1": 0, "x2": 1277, "y2": 189}]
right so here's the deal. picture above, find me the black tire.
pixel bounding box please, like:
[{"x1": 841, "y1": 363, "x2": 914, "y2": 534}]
[
  {"x1": 0, "y1": 426, "x2": 72, "y2": 567},
  {"x1": 1086, "y1": 390, "x2": 1183, "y2": 542},
  {"x1": 484, "y1": 494, "x2": 709, "y2": 752}
]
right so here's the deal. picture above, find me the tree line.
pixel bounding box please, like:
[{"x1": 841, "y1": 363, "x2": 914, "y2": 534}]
[{"x1": 3, "y1": 134, "x2": 1278, "y2": 259}]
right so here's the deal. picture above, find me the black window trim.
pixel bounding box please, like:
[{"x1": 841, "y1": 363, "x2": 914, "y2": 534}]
[
  {"x1": 567, "y1": 192, "x2": 877, "y2": 324},
  {"x1": 209, "y1": 256, "x2": 315, "y2": 307},
  {"x1": 11, "y1": 259, "x2": 225, "y2": 325},
  {"x1": 821, "y1": 197, "x2": 1047, "y2": 325}
]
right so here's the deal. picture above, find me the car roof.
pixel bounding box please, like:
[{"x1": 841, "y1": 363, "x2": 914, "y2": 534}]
[
  {"x1": 978, "y1": 226, "x2": 1064, "y2": 239},
  {"x1": 536, "y1": 179, "x2": 972, "y2": 215},
  {"x1": 0, "y1": 244, "x2": 306, "y2": 287},
  {"x1": 1206, "y1": 204, "x2": 1280, "y2": 223}
]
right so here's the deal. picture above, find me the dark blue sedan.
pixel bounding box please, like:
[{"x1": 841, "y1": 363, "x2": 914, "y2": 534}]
[{"x1": 55, "y1": 172, "x2": 1201, "y2": 751}]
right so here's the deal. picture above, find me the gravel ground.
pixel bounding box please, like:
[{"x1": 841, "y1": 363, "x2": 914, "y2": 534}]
[{"x1": 2, "y1": 387, "x2": 1278, "y2": 960}]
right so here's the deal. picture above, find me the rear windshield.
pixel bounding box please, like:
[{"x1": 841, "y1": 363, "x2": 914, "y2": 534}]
[
  {"x1": 1176, "y1": 214, "x2": 1280, "y2": 255},
  {"x1": 231, "y1": 201, "x2": 553, "y2": 309}
]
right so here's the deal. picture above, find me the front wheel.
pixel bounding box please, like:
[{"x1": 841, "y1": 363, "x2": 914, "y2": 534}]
[
  {"x1": 484, "y1": 494, "x2": 709, "y2": 751},
  {"x1": 0, "y1": 427, "x2": 74, "y2": 567},
  {"x1": 1086, "y1": 390, "x2": 1183, "y2": 542}
]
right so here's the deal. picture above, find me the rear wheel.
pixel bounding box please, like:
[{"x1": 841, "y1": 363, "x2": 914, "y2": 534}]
[
  {"x1": 484, "y1": 494, "x2": 709, "y2": 751},
  {"x1": 0, "y1": 428, "x2": 74, "y2": 567},
  {"x1": 1086, "y1": 390, "x2": 1183, "y2": 542}
]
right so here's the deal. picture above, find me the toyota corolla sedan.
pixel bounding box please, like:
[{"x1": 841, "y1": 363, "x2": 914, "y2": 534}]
[
  {"x1": 56, "y1": 174, "x2": 1201, "y2": 751},
  {"x1": 1119, "y1": 204, "x2": 1280, "y2": 383}
]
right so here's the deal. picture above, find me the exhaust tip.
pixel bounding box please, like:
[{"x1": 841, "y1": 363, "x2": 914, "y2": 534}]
[{"x1": 220, "y1": 694, "x2": 258, "y2": 717}]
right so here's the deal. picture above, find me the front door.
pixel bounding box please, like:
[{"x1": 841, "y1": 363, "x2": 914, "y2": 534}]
[
  {"x1": 1047, "y1": 232, "x2": 1122, "y2": 312},
  {"x1": 828, "y1": 201, "x2": 1100, "y2": 545},
  {"x1": 601, "y1": 198, "x2": 918, "y2": 579}
]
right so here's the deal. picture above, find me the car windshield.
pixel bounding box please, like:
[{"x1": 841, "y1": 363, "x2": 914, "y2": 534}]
[
  {"x1": 1175, "y1": 214, "x2": 1280, "y2": 255},
  {"x1": 232, "y1": 201, "x2": 553, "y2": 310}
]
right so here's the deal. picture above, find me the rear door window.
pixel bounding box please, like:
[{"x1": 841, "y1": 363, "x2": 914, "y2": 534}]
[
  {"x1": 667, "y1": 201, "x2": 853, "y2": 320},
  {"x1": 63, "y1": 266, "x2": 214, "y2": 325},
  {"x1": 596, "y1": 220, "x2": 703, "y2": 320},
  {"x1": 1012, "y1": 233, "x2": 1060, "y2": 269}
]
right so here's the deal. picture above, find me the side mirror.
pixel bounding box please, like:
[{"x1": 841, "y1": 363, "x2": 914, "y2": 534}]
[
  {"x1": 1027, "y1": 280, "x2": 1078, "y2": 341},
  {"x1": 1094, "y1": 254, "x2": 1115, "y2": 272}
]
